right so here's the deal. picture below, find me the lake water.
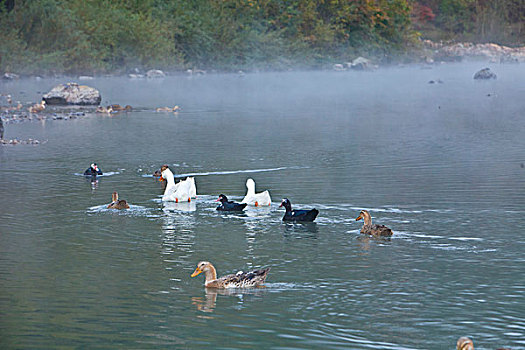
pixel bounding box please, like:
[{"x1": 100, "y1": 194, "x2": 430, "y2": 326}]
[{"x1": 1, "y1": 63, "x2": 524, "y2": 349}]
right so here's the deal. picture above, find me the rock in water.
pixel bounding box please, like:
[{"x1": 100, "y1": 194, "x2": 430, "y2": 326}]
[
  {"x1": 3, "y1": 73, "x2": 19, "y2": 80},
  {"x1": 43, "y1": 83, "x2": 101, "y2": 105},
  {"x1": 146, "y1": 69, "x2": 166, "y2": 78},
  {"x1": 473, "y1": 68, "x2": 497, "y2": 80},
  {"x1": 349, "y1": 57, "x2": 376, "y2": 70}
]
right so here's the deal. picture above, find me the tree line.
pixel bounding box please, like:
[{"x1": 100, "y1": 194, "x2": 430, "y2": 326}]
[{"x1": 0, "y1": 0, "x2": 523, "y2": 74}]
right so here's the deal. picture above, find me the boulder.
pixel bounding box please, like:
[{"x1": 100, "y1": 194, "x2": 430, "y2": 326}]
[
  {"x1": 473, "y1": 68, "x2": 497, "y2": 80},
  {"x1": 3, "y1": 72, "x2": 19, "y2": 80},
  {"x1": 426, "y1": 41, "x2": 525, "y2": 63},
  {"x1": 349, "y1": 57, "x2": 376, "y2": 70},
  {"x1": 146, "y1": 69, "x2": 166, "y2": 78},
  {"x1": 43, "y1": 83, "x2": 101, "y2": 105}
]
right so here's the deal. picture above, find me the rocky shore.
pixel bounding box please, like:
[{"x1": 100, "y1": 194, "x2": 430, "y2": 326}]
[
  {"x1": 422, "y1": 41, "x2": 525, "y2": 63},
  {"x1": 2, "y1": 42, "x2": 524, "y2": 80}
]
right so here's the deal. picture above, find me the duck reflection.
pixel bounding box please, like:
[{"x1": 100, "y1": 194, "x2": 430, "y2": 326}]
[
  {"x1": 282, "y1": 222, "x2": 319, "y2": 236},
  {"x1": 356, "y1": 234, "x2": 392, "y2": 255},
  {"x1": 191, "y1": 289, "x2": 218, "y2": 314},
  {"x1": 86, "y1": 176, "x2": 98, "y2": 191},
  {"x1": 192, "y1": 287, "x2": 268, "y2": 314}
]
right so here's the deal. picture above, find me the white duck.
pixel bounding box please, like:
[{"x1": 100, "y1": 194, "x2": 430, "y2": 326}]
[
  {"x1": 160, "y1": 165, "x2": 197, "y2": 202},
  {"x1": 241, "y1": 178, "x2": 271, "y2": 206}
]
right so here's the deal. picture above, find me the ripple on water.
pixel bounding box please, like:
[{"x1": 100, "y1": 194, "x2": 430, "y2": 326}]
[
  {"x1": 2, "y1": 67, "x2": 525, "y2": 349},
  {"x1": 74, "y1": 171, "x2": 121, "y2": 177},
  {"x1": 87, "y1": 204, "x2": 151, "y2": 216},
  {"x1": 139, "y1": 166, "x2": 307, "y2": 178}
]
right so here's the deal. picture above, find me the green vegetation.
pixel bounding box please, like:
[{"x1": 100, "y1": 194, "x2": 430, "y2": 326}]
[
  {"x1": 0, "y1": 0, "x2": 523, "y2": 75},
  {"x1": 412, "y1": 0, "x2": 524, "y2": 43}
]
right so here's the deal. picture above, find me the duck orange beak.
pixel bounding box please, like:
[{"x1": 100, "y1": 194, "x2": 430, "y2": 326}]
[
  {"x1": 355, "y1": 215, "x2": 363, "y2": 221},
  {"x1": 191, "y1": 267, "x2": 202, "y2": 277}
]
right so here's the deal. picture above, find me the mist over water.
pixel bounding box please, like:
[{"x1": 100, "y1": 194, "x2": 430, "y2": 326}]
[{"x1": 1, "y1": 63, "x2": 524, "y2": 349}]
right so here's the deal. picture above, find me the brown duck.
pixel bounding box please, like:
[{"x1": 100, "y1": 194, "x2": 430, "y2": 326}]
[
  {"x1": 191, "y1": 261, "x2": 270, "y2": 288},
  {"x1": 109, "y1": 104, "x2": 132, "y2": 112},
  {"x1": 355, "y1": 210, "x2": 393, "y2": 237},
  {"x1": 457, "y1": 336, "x2": 511, "y2": 350},
  {"x1": 107, "y1": 191, "x2": 130, "y2": 209}
]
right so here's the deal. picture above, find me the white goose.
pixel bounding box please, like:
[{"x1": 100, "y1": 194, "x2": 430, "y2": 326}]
[
  {"x1": 160, "y1": 165, "x2": 197, "y2": 202},
  {"x1": 241, "y1": 178, "x2": 271, "y2": 206}
]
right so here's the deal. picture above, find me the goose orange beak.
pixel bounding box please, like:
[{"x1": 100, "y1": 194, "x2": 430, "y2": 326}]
[
  {"x1": 355, "y1": 215, "x2": 363, "y2": 221},
  {"x1": 191, "y1": 267, "x2": 202, "y2": 277},
  {"x1": 159, "y1": 177, "x2": 164, "y2": 181}
]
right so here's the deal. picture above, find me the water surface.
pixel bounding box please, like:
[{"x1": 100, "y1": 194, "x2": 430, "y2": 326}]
[{"x1": 1, "y1": 63, "x2": 524, "y2": 349}]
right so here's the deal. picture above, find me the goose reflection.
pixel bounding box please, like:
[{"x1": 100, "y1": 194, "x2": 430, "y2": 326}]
[
  {"x1": 160, "y1": 208, "x2": 197, "y2": 266},
  {"x1": 244, "y1": 205, "x2": 272, "y2": 218},
  {"x1": 162, "y1": 200, "x2": 196, "y2": 213},
  {"x1": 242, "y1": 205, "x2": 273, "y2": 235}
]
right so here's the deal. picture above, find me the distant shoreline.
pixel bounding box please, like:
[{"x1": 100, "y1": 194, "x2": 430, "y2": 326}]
[{"x1": 2, "y1": 41, "x2": 524, "y2": 80}]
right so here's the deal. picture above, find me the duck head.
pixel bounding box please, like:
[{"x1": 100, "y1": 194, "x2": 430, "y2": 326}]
[
  {"x1": 279, "y1": 198, "x2": 292, "y2": 211},
  {"x1": 159, "y1": 164, "x2": 169, "y2": 181},
  {"x1": 456, "y1": 337, "x2": 474, "y2": 350},
  {"x1": 217, "y1": 194, "x2": 228, "y2": 203},
  {"x1": 191, "y1": 261, "x2": 210, "y2": 277},
  {"x1": 356, "y1": 210, "x2": 372, "y2": 226},
  {"x1": 191, "y1": 261, "x2": 217, "y2": 282}
]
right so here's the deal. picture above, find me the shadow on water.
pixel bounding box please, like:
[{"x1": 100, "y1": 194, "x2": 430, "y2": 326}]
[{"x1": 281, "y1": 222, "x2": 319, "y2": 236}]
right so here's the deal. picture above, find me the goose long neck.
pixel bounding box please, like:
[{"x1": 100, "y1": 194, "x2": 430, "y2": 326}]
[
  {"x1": 164, "y1": 169, "x2": 176, "y2": 186},
  {"x1": 204, "y1": 265, "x2": 217, "y2": 283},
  {"x1": 246, "y1": 181, "x2": 255, "y2": 195}
]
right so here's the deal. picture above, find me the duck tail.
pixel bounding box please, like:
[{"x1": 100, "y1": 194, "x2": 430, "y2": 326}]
[
  {"x1": 253, "y1": 267, "x2": 270, "y2": 281},
  {"x1": 304, "y1": 209, "x2": 319, "y2": 222}
]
